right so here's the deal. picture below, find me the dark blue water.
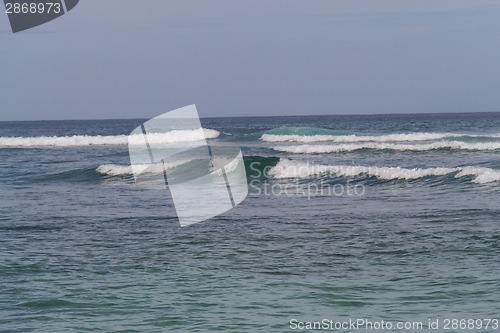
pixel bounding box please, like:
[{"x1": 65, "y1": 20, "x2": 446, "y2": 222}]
[{"x1": 1, "y1": 113, "x2": 499, "y2": 332}]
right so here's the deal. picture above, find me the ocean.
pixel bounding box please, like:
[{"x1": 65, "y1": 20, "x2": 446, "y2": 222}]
[{"x1": 1, "y1": 112, "x2": 499, "y2": 332}]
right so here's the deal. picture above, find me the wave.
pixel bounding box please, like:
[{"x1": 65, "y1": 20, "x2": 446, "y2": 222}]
[
  {"x1": 455, "y1": 167, "x2": 500, "y2": 184},
  {"x1": 243, "y1": 156, "x2": 281, "y2": 179},
  {"x1": 262, "y1": 132, "x2": 500, "y2": 143},
  {"x1": 98, "y1": 157, "x2": 500, "y2": 184},
  {"x1": 268, "y1": 159, "x2": 500, "y2": 184},
  {"x1": 272, "y1": 141, "x2": 500, "y2": 153},
  {"x1": 97, "y1": 155, "x2": 281, "y2": 180},
  {"x1": 264, "y1": 126, "x2": 351, "y2": 136},
  {"x1": 97, "y1": 164, "x2": 146, "y2": 176},
  {"x1": 97, "y1": 160, "x2": 190, "y2": 176},
  {"x1": 0, "y1": 129, "x2": 220, "y2": 148}
]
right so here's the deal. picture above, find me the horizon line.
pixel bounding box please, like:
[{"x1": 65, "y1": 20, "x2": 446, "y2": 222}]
[{"x1": 1, "y1": 110, "x2": 499, "y2": 123}]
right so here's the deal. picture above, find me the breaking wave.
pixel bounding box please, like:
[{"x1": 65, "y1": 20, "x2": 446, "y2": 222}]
[
  {"x1": 272, "y1": 141, "x2": 500, "y2": 153},
  {"x1": 97, "y1": 164, "x2": 158, "y2": 176},
  {"x1": 97, "y1": 155, "x2": 281, "y2": 179},
  {"x1": 264, "y1": 126, "x2": 351, "y2": 137},
  {"x1": 268, "y1": 159, "x2": 500, "y2": 184},
  {"x1": 261, "y1": 130, "x2": 500, "y2": 143},
  {"x1": 0, "y1": 129, "x2": 220, "y2": 148},
  {"x1": 96, "y1": 160, "x2": 191, "y2": 176},
  {"x1": 100, "y1": 158, "x2": 500, "y2": 184}
]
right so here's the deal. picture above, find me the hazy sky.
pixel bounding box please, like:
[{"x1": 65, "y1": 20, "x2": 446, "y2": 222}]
[{"x1": 1, "y1": 0, "x2": 499, "y2": 121}]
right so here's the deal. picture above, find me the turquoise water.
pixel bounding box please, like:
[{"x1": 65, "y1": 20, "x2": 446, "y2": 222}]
[{"x1": 0, "y1": 113, "x2": 499, "y2": 332}]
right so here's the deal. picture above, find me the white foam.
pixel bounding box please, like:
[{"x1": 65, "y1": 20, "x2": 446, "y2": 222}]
[
  {"x1": 268, "y1": 159, "x2": 500, "y2": 184},
  {"x1": 129, "y1": 129, "x2": 220, "y2": 145},
  {"x1": 272, "y1": 141, "x2": 500, "y2": 154},
  {"x1": 455, "y1": 166, "x2": 500, "y2": 184},
  {"x1": 98, "y1": 155, "x2": 242, "y2": 179},
  {"x1": 97, "y1": 164, "x2": 137, "y2": 176},
  {"x1": 262, "y1": 132, "x2": 500, "y2": 143},
  {"x1": 211, "y1": 154, "x2": 243, "y2": 176},
  {"x1": 97, "y1": 160, "x2": 189, "y2": 176},
  {"x1": 269, "y1": 159, "x2": 458, "y2": 180},
  {"x1": 0, "y1": 129, "x2": 220, "y2": 148}
]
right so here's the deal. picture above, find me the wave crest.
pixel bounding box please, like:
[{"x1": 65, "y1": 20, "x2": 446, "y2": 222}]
[
  {"x1": 0, "y1": 129, "x2": 220, "y2": 148},
  {"x1": 272, "y1": 141, "x2": 500, "y2": 153},
  {"x1": 262, "y1": 132, "x2": 500, "y2": 143},
  {"x1": 268, "y1": 159, "x2": 500, "y2": 184},
  {"x1": 96, "y1": 159, "x2": 191, "y2": 176}
]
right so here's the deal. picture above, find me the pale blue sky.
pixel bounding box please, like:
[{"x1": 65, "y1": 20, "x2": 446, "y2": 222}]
[{"x1": 1, "y1": 0, "x2": 499, "y2": 120}]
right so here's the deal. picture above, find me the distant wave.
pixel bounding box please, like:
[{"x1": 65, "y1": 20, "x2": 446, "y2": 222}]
[
  {"x1": 262, "y1": 132, "x2": 500, "y2": 143},
  {"x1": 272, "y1": 141, "x2": 500, "y2": 153},
  {"x1": 0, "y1": 129, "x2": 220, "y2": 148},
  {"x1": 264, "y1": 126, "x2": 351, "y2": 137},
  {"x1": 269, "y1": 159, "x2": 500, "y2": 184}
]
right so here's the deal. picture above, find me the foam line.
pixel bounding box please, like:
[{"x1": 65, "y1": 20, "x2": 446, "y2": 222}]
[
  {"x1": 97, "y1": 160, "x2": 189, "y2": 176},
  {"x1": 0, "y1": 129, "x2": 220, "y2": 148},
  {"x1": 262, "y1": 132, "x2": 500, "y2": 143},
  {"x1": 268, "y1": 159, "x2": 500, "y2": 184},
  {"x1": 272, "y1": 141, "x2": 500, "y2": 153}
]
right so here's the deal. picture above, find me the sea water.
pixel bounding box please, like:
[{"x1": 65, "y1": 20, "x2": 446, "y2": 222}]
[{"x1": 1, "y1": 113, "x2": 499, "y2": 332}]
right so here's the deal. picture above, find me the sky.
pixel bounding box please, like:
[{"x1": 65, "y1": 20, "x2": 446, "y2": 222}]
[{"x1": 1, "y1": 0, "x2": 500, "y2": 121}]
